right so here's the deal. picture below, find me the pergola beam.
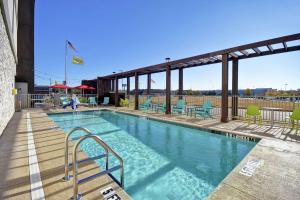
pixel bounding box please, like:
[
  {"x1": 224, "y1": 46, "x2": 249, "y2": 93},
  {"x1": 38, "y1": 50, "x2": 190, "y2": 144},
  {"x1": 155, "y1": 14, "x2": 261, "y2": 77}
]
[
  {"x1": 102, "y1": 34, "x2": 300, "y2": 79},
  {"x1": 267, "y1": 45, "x2": 274, "y2": 52},
  {"x1": 283, "y1": 42, "x2": 288, "y2": 50},
  {"x1": 252, "y1": 47, "x2": 261, "y2": 54},
  {"x1": 239, "y1": 50, "x2": 249, "y2": 56}
]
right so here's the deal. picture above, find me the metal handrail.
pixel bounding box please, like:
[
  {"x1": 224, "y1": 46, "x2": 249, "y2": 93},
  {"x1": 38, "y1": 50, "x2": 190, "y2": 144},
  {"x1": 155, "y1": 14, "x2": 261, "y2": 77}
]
[
  {"x1": 71, "y1": 135, "x2": 124, "y2": 200},
  {"x1": 63, "y1": 127, "x2": 92, "y2": 181}
]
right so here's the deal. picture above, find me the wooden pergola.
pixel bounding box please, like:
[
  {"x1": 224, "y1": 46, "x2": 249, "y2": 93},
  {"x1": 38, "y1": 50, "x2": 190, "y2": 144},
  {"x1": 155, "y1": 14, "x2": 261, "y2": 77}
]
[{"x1": 96, "y1": 33, "x2": 300, "y2": 122}]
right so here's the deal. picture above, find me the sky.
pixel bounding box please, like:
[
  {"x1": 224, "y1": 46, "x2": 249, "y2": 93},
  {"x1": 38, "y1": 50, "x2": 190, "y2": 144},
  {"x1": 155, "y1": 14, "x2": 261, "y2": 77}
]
[{"x1": 35, "y1": 0, "x2": 300, "y2": 90}]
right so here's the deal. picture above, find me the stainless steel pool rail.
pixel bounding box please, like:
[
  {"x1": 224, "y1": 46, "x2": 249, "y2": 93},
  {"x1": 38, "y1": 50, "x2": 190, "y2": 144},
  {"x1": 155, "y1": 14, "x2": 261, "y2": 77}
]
[
  {"x1": 71, "y1": 135, "x2": 124, "y2": 200},
  {"x1": 63, "y1": 127, "x2": 93, "y2": 181}
]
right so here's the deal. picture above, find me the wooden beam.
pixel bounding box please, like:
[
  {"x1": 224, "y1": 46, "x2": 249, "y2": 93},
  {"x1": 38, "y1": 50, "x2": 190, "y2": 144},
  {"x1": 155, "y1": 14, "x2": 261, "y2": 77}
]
[
  {"x1": 166, "y1": 65, "x2": 171, "y2": 114},
  {"x1": 178, "y1": 68, "x2": 183, "y2": 98},
  {"x1": 252, "y1": 47, "x2": 261, "y2": 54},
  {"x1": 221, "y1": 54, "x2": 229, "y2": 123},
  {"x1": 267, "y1": 45, "x2": 274, "y2": 52},
  {"x1": 126, "y1": 77, "x2": 130, "y2": 96},
  {"x1": 147, "y1": 73, "x2": 151, "y2": 95},
  {"x1": 283, "y1": 42, "x2": 288, "y2": 50},
  {"x1": 101, "y1": 33, "x2": 300, "y2": 79},
  {"x1": 239, "y1": 50, "x2": 249, "y2": 56},
  {"x1": 134, "y1": 72, "x2": 139, "y2": 110},
  {"x1": 115, "y1": 77, "x2": 119, "y2": 107},
  {"x1": 229, "y1": 52, "x2": 238, "y2": 58},
  {"x1": 232, "y1": 58, "x2": 238, "y2": 119}
]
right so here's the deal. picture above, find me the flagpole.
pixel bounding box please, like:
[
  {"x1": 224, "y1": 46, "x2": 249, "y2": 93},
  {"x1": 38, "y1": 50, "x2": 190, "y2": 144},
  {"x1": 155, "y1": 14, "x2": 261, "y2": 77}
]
[{"x1": 64, "y1": 40, "x2": 68, "y2": 94}]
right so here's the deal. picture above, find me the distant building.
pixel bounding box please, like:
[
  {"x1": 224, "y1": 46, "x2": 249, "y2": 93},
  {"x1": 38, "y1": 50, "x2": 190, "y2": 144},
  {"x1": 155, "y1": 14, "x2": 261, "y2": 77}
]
[{"x1": 34, "y1": 85, "x2": 50, "y2": 94}]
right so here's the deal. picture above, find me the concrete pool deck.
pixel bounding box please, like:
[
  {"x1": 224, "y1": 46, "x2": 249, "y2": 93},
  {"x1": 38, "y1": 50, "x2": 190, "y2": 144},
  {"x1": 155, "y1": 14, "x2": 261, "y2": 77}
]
[
  {"x1": 0, "y1": 106, "x2": 299, "y2": 199},
  {"x1": 0, "y1": 109, "x2": 131, "y2": 200}
]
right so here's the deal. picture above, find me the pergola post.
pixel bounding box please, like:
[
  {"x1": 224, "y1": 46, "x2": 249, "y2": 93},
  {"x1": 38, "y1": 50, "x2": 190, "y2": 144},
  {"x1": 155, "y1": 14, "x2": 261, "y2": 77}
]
[
  {"x1": 126, "y1": 77, "x2": 130, "y2": 96},
  {"x1": 115, "y1": 77, "x2": 119, "y2": 107},
  {"x1": 221, "y1": 54, "x2": 229, "y2": 122},
  {"x1": 134, "y1": 72, "x2": 139, "y2": 110},
  {"x1": 166, "y1": 65, "x2": 171, "y2": 114},
  {"x1": 178, "y1": 68, "x2": 183, "y2": 99},
  {"x1": 112, "y1": 79, "x2": 115, "y2": 92},
  {"x1": 232, "y1": 58, "x2": 239, "y2": 119},
  {"x1": 147, "y1": 73, "x2": 151, "y2": 95}
]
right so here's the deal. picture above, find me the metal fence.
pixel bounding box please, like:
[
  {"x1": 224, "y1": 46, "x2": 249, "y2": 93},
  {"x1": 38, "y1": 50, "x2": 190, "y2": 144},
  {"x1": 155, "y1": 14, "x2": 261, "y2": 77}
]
[
  {"x1": 16, "y1": 94, "x2": 98, "y2": 109},
  {"x1": 133, "y1": 94, "x2": 300, "y2": 123}
]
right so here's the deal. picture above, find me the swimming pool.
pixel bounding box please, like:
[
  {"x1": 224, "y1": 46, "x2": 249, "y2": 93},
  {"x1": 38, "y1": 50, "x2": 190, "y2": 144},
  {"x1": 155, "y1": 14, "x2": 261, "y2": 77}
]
[{"x1": 48, "y1": 110, "x2": 257, "y2": 200}]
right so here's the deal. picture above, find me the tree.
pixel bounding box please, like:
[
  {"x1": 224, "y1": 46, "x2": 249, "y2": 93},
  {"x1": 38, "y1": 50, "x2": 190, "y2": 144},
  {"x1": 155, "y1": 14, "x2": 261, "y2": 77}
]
[{"x1": 244, "y1": 88, "x2": 252, "y2": 96}]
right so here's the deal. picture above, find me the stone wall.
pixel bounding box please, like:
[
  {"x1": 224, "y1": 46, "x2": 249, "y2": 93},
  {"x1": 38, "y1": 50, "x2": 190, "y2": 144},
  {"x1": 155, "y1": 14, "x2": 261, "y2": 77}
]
[{"x1": 0, "y1": 8, "x2": 16, "y2": 136}]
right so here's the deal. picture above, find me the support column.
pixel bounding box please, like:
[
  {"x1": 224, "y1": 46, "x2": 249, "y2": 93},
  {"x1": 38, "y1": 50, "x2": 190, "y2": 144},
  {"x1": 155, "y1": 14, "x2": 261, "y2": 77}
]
[
  {"x1": 127, "y1": 77, "x2": 130, "y2": 96},
  {"x1": 232, "y1": 58, "x2": 239, "y2": 119},
  {"x1": 112, "y1": 79, "x2": 115, "y2": 92},
  {"x1": 178, "y1": 68, "x2": 183, "y2": 99},
  {"x1": 135, "y1": 72, "x2": 139, "y2": 110},
  {"x1": 115, "y1": 77, "x2": 119, "y2": 107},
  {"x1": 166, "y1": 65, "x2": 171, "y2": 114},
  {"x1": 147, "y1": 73, "x2": 151, "y2": 95},
  {"x1": 221, "y1": 54, "x2": 229, "y2": 122}
]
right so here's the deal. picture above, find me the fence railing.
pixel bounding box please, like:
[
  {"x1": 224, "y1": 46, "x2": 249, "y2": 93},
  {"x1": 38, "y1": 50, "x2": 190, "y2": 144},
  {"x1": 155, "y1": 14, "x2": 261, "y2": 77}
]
[
  {"x1": 133, "y1": 94, "x2": 300, "y2": 123},
  {"x1": 16, "y1": 94, "x2": 98, "y2": 109}
]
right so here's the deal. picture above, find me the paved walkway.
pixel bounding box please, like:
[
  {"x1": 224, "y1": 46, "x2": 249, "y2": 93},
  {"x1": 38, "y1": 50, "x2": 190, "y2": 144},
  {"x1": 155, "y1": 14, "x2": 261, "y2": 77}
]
[{"x1": 0, "y1": 110, "x2": 130, "y2": 200}]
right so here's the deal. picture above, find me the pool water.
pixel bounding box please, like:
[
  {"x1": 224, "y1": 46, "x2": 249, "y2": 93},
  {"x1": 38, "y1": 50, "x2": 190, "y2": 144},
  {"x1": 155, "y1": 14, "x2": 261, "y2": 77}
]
[{"x1": 48, "y1": 110, "x2": 256, "y2": 200}]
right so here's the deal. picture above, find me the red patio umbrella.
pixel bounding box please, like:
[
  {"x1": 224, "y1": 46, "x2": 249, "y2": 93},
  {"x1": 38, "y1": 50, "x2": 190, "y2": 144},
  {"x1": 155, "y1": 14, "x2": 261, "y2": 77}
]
[
  {"x1": 74, "y1": 85, "x2": 95, "y2": 96},
  {"x1": 49, "y1": 84, "x2": 71, "y2": 89}
]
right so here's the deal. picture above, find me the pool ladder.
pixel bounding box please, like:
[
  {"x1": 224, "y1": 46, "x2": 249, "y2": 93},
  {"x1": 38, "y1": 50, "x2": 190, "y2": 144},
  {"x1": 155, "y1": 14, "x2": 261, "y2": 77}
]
[{"x1": 62, "y1": 127, "x2": 124, "y2": 200}]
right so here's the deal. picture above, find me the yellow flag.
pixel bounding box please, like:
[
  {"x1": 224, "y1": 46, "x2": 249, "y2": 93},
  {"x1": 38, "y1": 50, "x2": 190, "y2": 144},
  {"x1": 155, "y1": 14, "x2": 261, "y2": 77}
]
[{"x1": 72, "y1": 56, "x2": 84, "y2": 65}]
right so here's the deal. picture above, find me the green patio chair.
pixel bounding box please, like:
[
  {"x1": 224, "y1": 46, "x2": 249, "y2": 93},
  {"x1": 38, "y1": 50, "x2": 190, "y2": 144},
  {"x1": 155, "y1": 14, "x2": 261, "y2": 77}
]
[
  {"x1": 88, "y1": 97, "x2": 97, "y2": 107},
  {"x1": 139, "y1": 98, "x2": 152, "y2": 110},
  {"x1": 245, "y1": 105, "x2": 262, "y2": 125},
  {"x1": 172, "y1": 99, "x2": 186, "y2": 114},
  {"x1": 156, "y1": 102, "x2": 166, "y2": 113},
  {"x1": 286, "y1": 108, "x2": 300, "y2": 132},
  {"x1": 120, "y1": 98, "x2": 129, "y2": 107},
  {"x1": 102, "y1": 97, "x2": 110, "y2": 105},
  {"x1": 194, "y1": 101, "x2": 213, "y2": 119}
]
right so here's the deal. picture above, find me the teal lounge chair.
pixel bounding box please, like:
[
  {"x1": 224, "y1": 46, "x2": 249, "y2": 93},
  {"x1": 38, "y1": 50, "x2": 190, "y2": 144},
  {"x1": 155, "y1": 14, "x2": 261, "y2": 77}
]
[
  {"x1": 139, "y1": 98, "x2": 152, "y2": 110},
  {"x1": 60, "y1": 97, "x2": 70, "y2": 107},
  {"x1": 156, "y1": 102, "x2": 166, "y2": 113},
  {"x1": 194, "y1": 101, "x2": 213, "y2": 119},
  {"x1": 102, "y1": 97, "x2": 110, "y2": 105},
  {"x1": 172, "y1": 99, "x2": 186, "y2": 114},
  {"x1": 88, "y1": 97, "x2": 97, "y2": 107}
]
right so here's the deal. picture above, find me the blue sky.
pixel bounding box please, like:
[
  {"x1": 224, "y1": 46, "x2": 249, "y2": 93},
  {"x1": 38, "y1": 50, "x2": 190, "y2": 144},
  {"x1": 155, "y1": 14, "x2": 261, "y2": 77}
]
[{"x1": 35, "y1": 0, "x2": 300, "y2": 90}]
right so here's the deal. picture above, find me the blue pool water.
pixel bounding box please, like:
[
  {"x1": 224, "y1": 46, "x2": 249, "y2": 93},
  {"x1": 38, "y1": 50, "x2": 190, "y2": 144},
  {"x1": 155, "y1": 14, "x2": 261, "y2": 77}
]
[{"x1": 48, "y1": 110, "x2": 256, "y2": 200}]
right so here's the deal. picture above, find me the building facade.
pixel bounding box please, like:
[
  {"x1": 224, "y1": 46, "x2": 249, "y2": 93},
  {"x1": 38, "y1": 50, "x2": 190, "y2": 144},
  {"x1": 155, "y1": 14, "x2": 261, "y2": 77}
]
[{"x1": 0, "y1": 0, "x2": 34, "y2": 136}]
